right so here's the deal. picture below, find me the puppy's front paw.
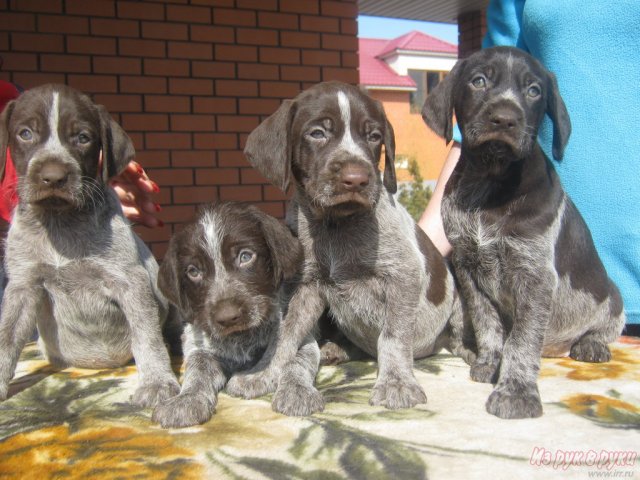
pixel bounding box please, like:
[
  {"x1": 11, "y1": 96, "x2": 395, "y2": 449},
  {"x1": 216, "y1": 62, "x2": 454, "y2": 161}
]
[
  {"x1": 272, "y1": 383, "x2": 324, "y2": 416},
  {"x1": 485, "y1": 384, "x2": 542, "y2": 419},
  {"x1": 369, "y1": 377, "x2": 427, "y2": 409},
  {"x1": 570, "y1": 337, "x2": 611, "y2": 363},
  {"x1": 152, "y1": 393, "x2": 216, "y2": 428},
  {"x1": 132, "y1": 378, "x2": 181, "y2": 408},
  {"x1": 470, "y1": 360, "x2": 499, "y2": 383},
  {"x1": 319, "y1": 341, "x2": 351, "y2": 366},
  {"x1": 0, "y1": 381, "x2": 8, "y2": 401},
  {"x1": 226, "y1": 370, "x2": 278, "y2": 399}
]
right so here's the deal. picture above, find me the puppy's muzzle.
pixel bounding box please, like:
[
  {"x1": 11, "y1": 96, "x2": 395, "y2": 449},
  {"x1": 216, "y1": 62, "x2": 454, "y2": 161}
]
[
  {"x1": 339, "y1": 163, "x2": 370, "y2": 193},
  {"x1": 210, "y1": 299, "x2": 250, "y2": 336},
  {"x1": 26, "y1": 158, "x2": 80, "y2": 208}
]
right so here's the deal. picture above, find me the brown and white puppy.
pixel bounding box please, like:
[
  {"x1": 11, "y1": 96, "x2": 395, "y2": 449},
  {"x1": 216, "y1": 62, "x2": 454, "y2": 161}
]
[
  {"x1": 152, "y1": 203, "x2": 323, "y2": 428},
  {"x1": 225, "y1": 81, "x2": 466, "y2": 410},
  {"x1": 422, "y1": 46, "x2": 625, "y2": 419},
  {"x1": 0, "y1": 84, "x2": 179, "y2": 407}
]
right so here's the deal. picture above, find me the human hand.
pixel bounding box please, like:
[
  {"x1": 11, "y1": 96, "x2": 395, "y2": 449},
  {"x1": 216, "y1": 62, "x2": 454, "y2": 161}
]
[{"x1": 109, "y1": 161, "x2": 163, "y2": 228}]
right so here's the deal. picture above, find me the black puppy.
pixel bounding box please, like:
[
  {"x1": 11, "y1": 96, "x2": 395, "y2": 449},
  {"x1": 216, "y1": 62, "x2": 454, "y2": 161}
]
[
  {"x1": 152, "y1": 203, "x2": 323, "y2": 428},
  {"x1": 422, "y1": 46, "x2": 624, "y2": 419}
]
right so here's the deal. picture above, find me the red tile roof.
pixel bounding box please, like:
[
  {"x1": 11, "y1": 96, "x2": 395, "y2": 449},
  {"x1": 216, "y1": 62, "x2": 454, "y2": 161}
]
[{"x1": 359, "y1": 30, "x2": 457, "y2": 89}]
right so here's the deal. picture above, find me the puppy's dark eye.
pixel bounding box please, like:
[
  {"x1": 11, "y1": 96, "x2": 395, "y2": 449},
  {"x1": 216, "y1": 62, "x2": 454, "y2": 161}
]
[
  {"x1": 185, "y1": 264, "x2": 203, "y2": 282},
  {"x1": 527, "y1": 85, "x2": 541, "y2": 98},
  {"x1": 368, "y1": 132, "x2": 382, "y2": 143},
  {"x1": 237, "y1": 249, "x2": 256, "y2": 267},
  {"x1": 309, "y1": 129, "x2": 326, "y2": 140},
  {"x1": 77, "y1": 133, "x2": 91, "y2": 144},
  {"x1": 471, "y1": 76, "x2": 486, "y2": 89},
  {"x1": 18, "y1": 129, "x2": 33, "y2": 141}
]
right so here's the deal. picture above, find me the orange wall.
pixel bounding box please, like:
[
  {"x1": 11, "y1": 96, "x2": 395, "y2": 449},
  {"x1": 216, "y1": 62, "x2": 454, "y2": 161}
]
[{"x1": 370, "y1": 89, "x2": 451, "y2": 183}]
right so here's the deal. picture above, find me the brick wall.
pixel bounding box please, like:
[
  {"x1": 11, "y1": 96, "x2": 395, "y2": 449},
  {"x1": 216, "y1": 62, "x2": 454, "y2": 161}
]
[
  {"x1": 457, "y1": 10, "x2": 486, "y2": 59},
  {"x1": 0, "y1": 0, "x2": 358, "y2": 257}
]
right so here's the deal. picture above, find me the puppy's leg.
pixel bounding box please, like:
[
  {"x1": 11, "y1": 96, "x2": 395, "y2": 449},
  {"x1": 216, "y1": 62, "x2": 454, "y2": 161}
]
[
  {"x1": 0, "y1": 282, "x2": 42, "y2": 400},
  {"x1": 454, "y1": 264, "x2": 503, "y2": 382},
  {"x1": 153, "y1": 349, "x2": 225, "y2": 428},
  {"x1": 272, "y1": 334, "x2": 324, "y2": 416},
  {"x1": 226, "y1": 283, "x2": 325, "y2": 399},
  {"x1": 485, "y1": 275, "x2": 553, "y2": 419},
  {"x1": 117, "y1": 270, "x2": 180, "y2": 407},
  {"x1": 317, "y1": 313, "x2": 369, "y2": 365}
]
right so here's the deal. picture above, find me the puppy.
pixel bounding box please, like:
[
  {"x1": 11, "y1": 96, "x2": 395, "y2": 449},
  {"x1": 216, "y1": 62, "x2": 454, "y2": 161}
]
[
  {"x1": 152, "y1": 203, "x2": 323, "y2": 428},
  {"x1": 0, "y1": 84, "x2": 179, "y2": 406},
  {"x1": 422, "y1": 46, "x2": 625, "y2": 418},
  {"x1": 225, "y1": 81, "x2": 465, "y2": 410}
]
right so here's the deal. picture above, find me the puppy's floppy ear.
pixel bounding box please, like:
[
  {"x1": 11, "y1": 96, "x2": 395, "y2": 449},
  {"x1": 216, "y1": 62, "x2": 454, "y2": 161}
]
[
  {"x1": 97, "y1": 105, "x2": 135, "y2": 182},
  {"x1": 158, "y1": 237, "x2": 182, "y2": 309},
  {"x1": 421, "y1": 59, "x2": 465, "y2": 144},
  {"x1": 545, "y1": 71, "x2": 571, "y2": 161},
  {"x1": 382, "y1": 115, "x2": 397, "y2": 194},
  {"x1": 253, "y1": 207, "x2": 302, "y2": 285},
  {"x1": 0, "y1": 100, "x2": 16, "y2": 180},
  {"x1": 244, "y1": 99, "x2": 296, "y2": 192}
]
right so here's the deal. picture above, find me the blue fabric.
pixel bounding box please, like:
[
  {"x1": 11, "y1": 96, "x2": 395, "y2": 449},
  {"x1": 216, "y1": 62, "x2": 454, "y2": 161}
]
[{"x1": 455, "y1": 0, "x2": 640, "y2": 324}]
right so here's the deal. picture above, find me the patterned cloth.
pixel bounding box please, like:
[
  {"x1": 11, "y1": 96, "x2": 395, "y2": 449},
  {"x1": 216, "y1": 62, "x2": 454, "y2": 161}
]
[{"x1": 0, "y1": 338, "x2": 638, "y2": 479}]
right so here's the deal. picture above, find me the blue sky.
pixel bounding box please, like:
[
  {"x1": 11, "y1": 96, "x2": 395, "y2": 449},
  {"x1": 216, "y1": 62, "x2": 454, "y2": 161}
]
[{"x1": 357, "y1": 15, "x2": 458, "y2": 44}]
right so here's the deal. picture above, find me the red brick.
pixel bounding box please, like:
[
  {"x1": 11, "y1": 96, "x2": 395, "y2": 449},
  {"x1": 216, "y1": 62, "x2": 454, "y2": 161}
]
[
  {"x1": 133, "y1": 224, "x2": 172, "y2": 243},
  {"x1": 264, "y1": 184, "x2": 290, "y2": 201},
  {"x1": 214, "y1": 8, "x2": 256, "y2": 27},
  {"x1": 195, "y1": 168, "x2": 240, "y2": 185},
  {"x1": 67, "y1": 36, "x2": 116, "y2": 55},
  {"x1": 218, "y1": 150, "x2": 250, "y2": 167},
  {"x1": 171, "y1": 150, "x2": 216, "y2": 167},
  {"x1": 121, "y1": 76, "x2": 167, "y2": 94},
  {"x1": 192, "y1": 0, "x2": 233, "y2": 5},
  {"x1": 0, "y1": 33, "x2": 7, "y2": 51},
  {"x1": 173, "y1": 186, "x2": 218, "y2": 204},
  {"x1": 122, "y1": 114, "x2": 169, "y2": 132},
  {"x1": 241, "y1": 168, "x2": 269, "y2": 184},
  {"x1": 259, "y1": 81, "x2": 301, "y2": 98},
  {"x1": 193, "y1": 133, "x2": 237, "y2": 149},
  {"x1": 117, "y1": 1, "x2": 165, "y2": 21},
  {"x1": 10, "y1": 0, "x2": 62, "y2": 13},
  {"x1": 215, "y1": 79, "x2": 257, "y2": 97},
  {"x1": 133, "y1": 149, "x2": 170, "y2": 168},
  {"x1": 217, "y1": 115, "x2": 259, "y2": 133},
  {"x1": 236, "y1": 28, "x2": 278, "y2": 46},
  {"x1": 239, "y1": 98, "x2": 280, "y2": 115},
  {"x1": 237, "y1": 63, "x2": 279, "y2": 80},
  {"x1": 280, "y1": 0, "x2": 319, "y2": 14},
  {"x1": 322, "y1": 67, "x2": 358, "y2": 84},
  {"x1": 321, "y1": 1, "x2": 357, "y2": 17},
  {"x1": 342, "y1": 51, "x2": 359, "y2": 68},
  {"x1": 146, "y1": 133, "x2": 192, "y2": 150},
  {"x1": 37, "y1": 14, "x2": 88, "y2": 34},
  {"x1": 192, "y1": 61, "x2": 235, "y2": 79},
  {"x1": 142, "y1": 21, "x2": 188, "y2": 41},
  {"x1": 193, "y1": 97, "x2": 237, "y2": 114},
  {"x1": 67, "y1": 75, "x2": 118, "y2": 93},
  {"x1": 255, "y1": 201, "x2": 285, "y2": 219},
  {"x1": 91, "y1": 18, "x2": 139, "y2": 38},
  {"x1": 93, "y1": 56, "x2": 142, "y2": 75},
  {"x1": 0, "y1": 13, "x2": 35, "y2": 32},
  {"x1": 0, "y1": 52, "x2": 37, "y2": 71},
  {"x1": 12, "y1": 72, "x2": 65, "y2": 88},
  {"x1": 341, "y1": 18, "x2": 357, "y2": 35},
  {"x1": 170, "y1": 114, "x2": 216, "y2": 132},
  {"x1": 302, "y1": 50, "x2": 340, "y2": 66},
  {"x1": 237, "y1": 0, "x2": 277, "y2": 10},
  {"x1": 258, "y1": 12, "x2": 298, "y2": 30},
  {"x1": 322, "y1": 33, "x2": 358, "y2": 51},
  {"x1": 168, "y1": 41, "x2": 213, "y2": 60},
  {"x1": 281, "y1": 31, "x2": 320, "y2": 49},
  {"x1": 190, "y1": 25, "x2": 234, "y2": 43},
  {"x1": 144, "y1": 58, "x2": 189, "y2": 77},
  {"x1": 169, "y1": 78, "x2": 214, "y2": 96},
  {"x1": 300, "y1": 15, "x2": 339, "y2": 33},
  {"x1": 166, "y1": 4, "x2": 212, "y2": 24},
  {"x1": 281, "y1": 65, "x2": 320, "y2": 82},
  {"x1": 11, "y1": 32, "x2": 63, "y2": 52},
  {"x1": 215, "y1": 44, "x2": 257, "y2": 62},
  {"x1": 41, "y1": 54, "x2": 91, "y2": 73},
  {"x1": 67, "y1": 0, "x2": 115, "y2": 16},
  {"x1": 91, "y1": 94, "x2": 144, "y2": 113},
  {"x1": 219, "y1": 185, "x2": 261, "y2": 202},
  {"x1": 119, "y1": 38, "x2": 166, "y2": 58},
  {"x1": 145, "y1": 95, "x2": 191, "y2": 113},
  {"x1": 260, "y1": 47, "x2": 300, "y2": 65},
  {"x1": 146, "y1": 168, "x2": 193, "y2": 186},
  {"x1": 158, "y1": 205, "x2": 197, "y2": 223}
]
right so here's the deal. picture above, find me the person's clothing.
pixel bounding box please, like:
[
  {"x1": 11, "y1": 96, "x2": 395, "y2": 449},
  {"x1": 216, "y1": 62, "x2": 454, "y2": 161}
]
[{"x1": 0, "y1": 81, "x2": 20, "y2": 222}]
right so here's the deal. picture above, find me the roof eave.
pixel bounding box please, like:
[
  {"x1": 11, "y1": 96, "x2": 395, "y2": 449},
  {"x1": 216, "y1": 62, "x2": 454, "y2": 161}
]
[{"x1": 362, "y1": 85, "x2": 418, "y2": 92}]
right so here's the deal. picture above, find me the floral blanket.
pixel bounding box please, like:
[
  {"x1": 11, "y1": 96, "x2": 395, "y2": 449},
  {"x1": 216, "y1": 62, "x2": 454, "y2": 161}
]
[{"x1": 0, "y1": 337, "x2": 638, "y2": 479}]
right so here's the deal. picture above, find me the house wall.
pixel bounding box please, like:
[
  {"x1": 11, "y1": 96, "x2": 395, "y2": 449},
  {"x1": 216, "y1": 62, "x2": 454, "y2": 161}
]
[
  {"x1": 0, "y1": 0, "x2": 358, "y2": 257},
  {"x1": 369, "y1": 89, "x2": 452, "y2": 184},
  {"x1": 384, "y1": 52, "x2": 456, "y2": 76}
]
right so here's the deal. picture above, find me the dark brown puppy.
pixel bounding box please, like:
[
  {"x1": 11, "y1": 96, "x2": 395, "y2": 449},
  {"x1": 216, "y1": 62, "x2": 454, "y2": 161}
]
[
  {"x1": 152, "y1": 203, "x2": 323, "y2": 428},
  {"x1": 422, "y1": 46, "x2": 625, "y2": 419}
]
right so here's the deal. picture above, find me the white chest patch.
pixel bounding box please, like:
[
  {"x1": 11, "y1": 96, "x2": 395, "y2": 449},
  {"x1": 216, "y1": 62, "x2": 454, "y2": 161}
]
[{"x1": 336, "y1": 91, "x2": 367, "y2": 159}]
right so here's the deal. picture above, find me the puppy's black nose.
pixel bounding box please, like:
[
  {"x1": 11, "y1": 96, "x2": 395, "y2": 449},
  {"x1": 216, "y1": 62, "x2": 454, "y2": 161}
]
[
  {"x1": 212, "y1": 302, "x2": 243, "y2": 327},
  {"x1": 39, "y1": 163, "x2": 69, "y2": 189},
  {"x1": 340, "y1": 164, "x2": 370, "y2": 192},
  {"x1": 489, "y1": 109, "x2": 519, "y2": 130}
]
